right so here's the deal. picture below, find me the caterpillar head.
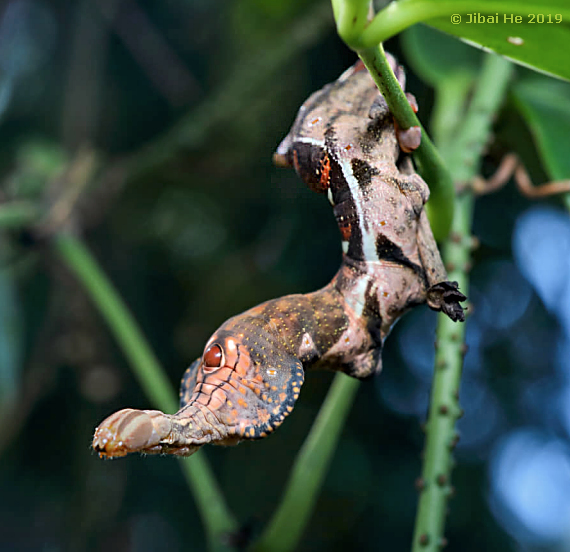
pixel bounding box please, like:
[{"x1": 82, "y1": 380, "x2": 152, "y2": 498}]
[{"x1": 93, "y1": 320, "x2": 305, "y2": 458}]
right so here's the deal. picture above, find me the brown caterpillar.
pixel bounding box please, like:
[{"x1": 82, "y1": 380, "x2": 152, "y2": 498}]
[{"x1": 93, "y1": 57, "x2": 465, "y2": 458}]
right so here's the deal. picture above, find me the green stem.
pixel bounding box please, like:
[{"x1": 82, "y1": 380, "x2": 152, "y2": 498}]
[
  {"x1": 251, "y1": 373, "x2": 360, "y2": 552},
  {"x1": 446, "y1": 55, "x2": 514, "y2": 184},
  {"x1": 53, "y1": 233, "x2": 237, "y2": 550},
  {"x1": 411, "y1": 194, "x2": 473, "y2": 552},
  {"x1": 411, "y1": 54, "x2": 513, "y2": 552},
  {"x1": 331, "y1": 0, "x2": 369, "y2": 47},
  {"x1": 358, "y1": 44, "x2": 454, "y2": 239},
  {"x1": 430, "y1": 74, "x2": 473, "y2": 162}
]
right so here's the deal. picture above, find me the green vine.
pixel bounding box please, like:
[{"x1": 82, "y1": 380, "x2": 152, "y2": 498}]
[
  {"x1": 252, "y1": 373, "x2": 360, "y2": 552},
  {"x1": 53, "y1": 233, "x2": 237, "y2": 552},
  {"x1": 411, "y1": 54, "x2": 513, "y2": 551},
  {"x1": 333, "y1": 0, "x2": 455, "y2": 239},
  {"x1": 333, "y1": 2, "x2": 514, "y2": 548}
]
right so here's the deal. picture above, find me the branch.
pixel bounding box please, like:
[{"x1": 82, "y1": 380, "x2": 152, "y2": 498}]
[
  {"x1": 251, "y1": 373, "x2": 360, "y2": 552},
  {"x1": 411, "y1": 53, "x2": 513, "y2": 552},
  {"x1": 53, "y1": 233, "x2": 237, "y2": 551}
]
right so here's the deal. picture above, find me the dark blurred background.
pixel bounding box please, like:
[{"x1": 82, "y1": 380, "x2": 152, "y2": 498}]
[{"x1": 1, "y1": 1, "x2": 570, "y2": 551}]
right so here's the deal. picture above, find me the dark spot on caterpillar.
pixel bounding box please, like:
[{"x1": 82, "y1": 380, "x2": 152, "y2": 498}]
[
  {"x1": 291, "y1": 142, "x2": 330, "y2": 193},
  {"x1": 375, "y1": 234, "x2": 423, "y2": 274},
  {"x1": 324, "y1": 126, "x2": 337, "y2": 148},
  {"x1": 333, "y1": 200, "x2": 357, "y2": 242},
  {"x1": 360, "y1": 117, "x2": 388, "y2": 153},
  {"x1": 363, "y1": 281, "x2": 383, "y2": 347},
  {"x1": 351, "y1": 158, "x2": 379, "y2": 191}
]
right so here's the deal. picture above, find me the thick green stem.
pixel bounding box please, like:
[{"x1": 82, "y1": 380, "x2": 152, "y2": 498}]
[
  {"x1": 447, "y1": 56, "x2": 514, "y2": 184},
  {"x1": 411, "y1": 194, "x2": 473, "y2": 552},
  {"x1": 411, "y1": 54, "x2": 513, "y2": 552},
  {"x1": 53, "y1": 233, "x2": 237, "y2": 550},
  {"x1": 251, "y1": 373, "x2": 360, "y2": 552},
  {"x1": 331, "y1": 0, "x2": 369, "y2": 47},
  {"x1": 358, "y1": 44, "x2": 454, "y2": 239}
]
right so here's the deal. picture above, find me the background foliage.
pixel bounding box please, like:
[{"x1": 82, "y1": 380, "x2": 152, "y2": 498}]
[{"x1": 1, "y1": 1, "x2": 570, "y2": 551}]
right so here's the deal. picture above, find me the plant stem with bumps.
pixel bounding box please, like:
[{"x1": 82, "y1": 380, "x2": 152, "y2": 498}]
[{"x1": 411, "y1": 54, "x2": 513, "y2": 552}]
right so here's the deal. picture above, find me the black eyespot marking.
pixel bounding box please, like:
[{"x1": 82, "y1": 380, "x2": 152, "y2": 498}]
[
  {"x1": 375, "y1": 234, "x2": 423, "y2": 274},
  {"x1": 292, "y1": 143, "x2": 331, "y2": 193}
]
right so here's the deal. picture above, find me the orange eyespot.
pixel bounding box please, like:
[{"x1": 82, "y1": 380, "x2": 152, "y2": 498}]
[{"x1": 203, "y1": 343, "x2": 223, "y2": 372}]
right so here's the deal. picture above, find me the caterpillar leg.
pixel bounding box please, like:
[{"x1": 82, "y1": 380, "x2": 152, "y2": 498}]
[{"x1": 417, "y1": 210, "x2": 467, "y2": 322}]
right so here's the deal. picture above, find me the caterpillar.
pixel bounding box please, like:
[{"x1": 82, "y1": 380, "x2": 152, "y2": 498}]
[{"x1": 93, "y1": 56, "x2": 465, "y2": 458}]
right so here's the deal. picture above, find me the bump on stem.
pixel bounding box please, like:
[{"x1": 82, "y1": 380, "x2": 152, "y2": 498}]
[{"x1": 411, "y1": 54, "x2": 513, "y2": 552}]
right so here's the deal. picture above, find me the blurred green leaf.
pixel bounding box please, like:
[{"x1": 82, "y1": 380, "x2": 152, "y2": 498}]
[
  {"x1": 401, "y1": 24, "x2": 482, "y2": 87},
  {"x1": 9, "y1": 141, "x2": 67, "y2": 199},
  {"x1": 424, "y1": 0, "x2": 570, "y2": 82},
  {"x1": 512, "y1": 76, "x2": 570, "y2": 180},
  {"x1": 365, "y1": 0, "x2": 570, "y2": 82},
  {"x1": 400, "y1": 25, "x2": 478, "y2": 160}
]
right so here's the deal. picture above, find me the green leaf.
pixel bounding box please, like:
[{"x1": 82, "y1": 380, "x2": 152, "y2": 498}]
[
  {"x1": 11, "y1": 140, "x2": 67, "y2": 199},
  {"x1": 400, "y1": 25, "x2": 480, "y2": 153},
  {"x1": 401, "y1": 24, "x2": 482, "y2": 87},
  {"x1": 364, "y1": 0, "x2": 570, "y2": 82},
  {"x1": 512, "y1": 75, "x2": 570, "y2": 180},
  {"x1": 426, "y1": 2, "x2": 570, "y2": 82}
]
